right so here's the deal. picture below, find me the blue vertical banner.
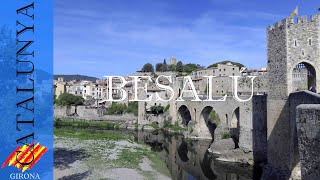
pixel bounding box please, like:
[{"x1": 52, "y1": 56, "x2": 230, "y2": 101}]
[{"x1": 0, "y1": 0, "x2": 53, "y2": 179}]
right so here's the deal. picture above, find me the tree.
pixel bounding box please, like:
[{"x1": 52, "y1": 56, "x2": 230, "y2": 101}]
[
  {"x1": 155, "y1": 63, "x2": 163, "y2": 72},
  {"x1": 168, "y1": 64, "x2": 176, "y2": 71},
  {"x1": 162, "y1": 59, "x2": 168, "y2": 71},
  {"x1": 176, "y1": 61, "x2": 183, "y2": 72},
  {"x1": 55, "y1": 93, "x2": 85, "y2": 106},
  {"x1": 207, "y1": 61, "x2": 244, "y2": 68},
  {"x1": 141, "y1": 63, "x2": 154, "y2": 72},
  {"x1": 107, "y1": 102, "x2": 127, "y2": 115},
  {"x1": 183, "y1": 63, "x2": 203, "y2": 73},
  {"x1": 150, "y1": 105, "x2": 164, "y2": 115}
]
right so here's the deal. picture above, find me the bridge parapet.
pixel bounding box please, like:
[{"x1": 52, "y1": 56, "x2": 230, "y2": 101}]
[{"x1": 296, "y1": 104, "x2": 320, "y2": 180}]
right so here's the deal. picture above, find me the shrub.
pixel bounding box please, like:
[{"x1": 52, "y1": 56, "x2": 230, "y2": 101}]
[
  {"x1": 107, "y1": 102, "x2": 127, "y2": 115},
  {"x1": 55, "y1": 93, "x2": 84, "y2": 106},
  {"x1": 150, "y1": 105, "x2": 164, "y2": 115},
  {"x1": 148, "y1": 122, "x2": 159, "y2": 129},
  {"x1": 164, "y1": 104, "x2": 170, "y2": 112},
  {"x1": 209, "y1": 110, "x2": 220, "y2": 124},
  {"x1": 222, "y1": 132, "x2": 231, "y2": 139},
  {"x1": 127, "y1": 101, "x2": 138, "y2": 116}
]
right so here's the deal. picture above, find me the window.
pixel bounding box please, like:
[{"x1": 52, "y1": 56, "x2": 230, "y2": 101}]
[
  {"x1": 302, "y1": 49, "x2": 305, "y2": 56},
  {"x1": 308, "y1": 38, "x2": 312, "y2": 46},
  {"x1": 232, "y1": 68, "x2": 235, "y2": 70},
  {"x1": 294, "y1": 40, "x2": 297, "y2": 47}
]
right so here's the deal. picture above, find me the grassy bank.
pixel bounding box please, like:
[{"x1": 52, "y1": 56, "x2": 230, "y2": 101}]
[
  {"x1": 56, "y1": 117, "x2": 187, "y2": 134},
  {"x1": 54, "y1": 128, "x2": 129, "y2": 141},
  {"x1": 54, "y1": 125, "x2": 171, "y2": 179},
  {"x1": 55, "y1": 118, "x2": 122, "y2": 129}
]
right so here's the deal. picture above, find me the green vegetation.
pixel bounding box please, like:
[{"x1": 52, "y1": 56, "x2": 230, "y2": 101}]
[
  {"x1": 163, "y1": 120, "x2": 186, "y2": 132},
  {"x1": 55, "y1": 93, "x2": 85, "y2": 106},
  {"x1": 127, "y1": 101, "x2": 138, "y2": 116},
  {"x1": 151, "y1": 72, "x2": 158, "y2": 78},
  {"x1": 176, "y1": 61, "x2": 183, "y2": 72},
  {"x1": 150, "y1": 105, "x2": 164, "y2": 115},
  {"x1": 168, "y1": 64, "x2": 176, "y2": 71},
  {"x1": 147, "y1": 122, "x2": 159, "y2": 129},
  {"x1": 209, "y1": 110, "x2": 220, "y2": 124},
  {"x1": 54, "y1": 128, "x2": 128, "y2": 141},
  {"x1": 107, "y1": 102, "x2": 127, "y2": 115},
  {"x1": 221, "y1": 132, "x2": 231, "y2": 139},
  {"x1": 106, "y1": 102, "x2": 138, "y2": 116},
  {"x1": 207, "y1": 61, "x2": 244, "y2": 68},
  {"x1": 54, "y1": 118, "x2": 121, "y2": 129},
  {"x1": 183, "y1": 63, "x2": 204, "y2": 73},
  {"x1": 141, "y1": 63, "x2": 154, "y2": 72},
  {"x1": 55, "y1": 127, "x2": 170, "y2": 179},
  {"x1": 164, "y1": 104, "x2": 170, "y2": 112},
  {"x1": 54, "y1": 74, "x2": 98, "y2": 82}
]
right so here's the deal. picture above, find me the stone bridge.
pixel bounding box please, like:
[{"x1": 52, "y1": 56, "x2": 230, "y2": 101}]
[
  {"x1": 265, "y1": 91, "x2": 320, "y2": 179},
  {"x1": 174, "y1": 95, "x2": 267, "y2": 155}
]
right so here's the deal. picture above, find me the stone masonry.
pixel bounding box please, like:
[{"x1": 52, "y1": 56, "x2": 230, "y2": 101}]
[{"x1": 296, "y1": 104, "x2": 320, "y2": 180}]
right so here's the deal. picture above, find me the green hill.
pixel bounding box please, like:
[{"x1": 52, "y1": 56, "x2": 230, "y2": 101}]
[
  {"x1": 54, "y1": 74, "x2": 98, "y2": 82},
  {"x1": 207, "y1": 61, "x2": 245, "y2": 68}
]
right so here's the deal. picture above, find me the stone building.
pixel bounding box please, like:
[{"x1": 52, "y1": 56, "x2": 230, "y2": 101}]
[
  {"x1": 169, "y1": 56, "x2": 177, "y2": 65},
  {"x1": 265, "y1": 14, "x2": 320, "y2": 179},
  {"x1": 66, "y1": 81, "x2": 83, "y2": 97},
  {"x1": 54, "y1": 77, "x2": 66, "y2": 98}
]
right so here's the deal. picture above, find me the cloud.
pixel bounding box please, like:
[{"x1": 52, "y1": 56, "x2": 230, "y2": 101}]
[{"x1": 54, "y1": 0, "x2": 277, "y2": 76}]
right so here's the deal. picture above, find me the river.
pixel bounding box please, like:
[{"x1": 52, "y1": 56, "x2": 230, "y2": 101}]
[{"x1": 54, "y1": 128, "x2": 262, "y2": 180}]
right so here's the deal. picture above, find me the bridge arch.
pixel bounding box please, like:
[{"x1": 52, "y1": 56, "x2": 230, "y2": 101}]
[
  {"x1": 199, "y1": 106, "x2": 220, "y2": 139},
  {"x1": 178, "y1": 105, "x2": 192, "y2": 126},
  {"x1": 230, "y1": 107, "x2": 240, "y2": 144},
  {"x1": 290, "y1": 61, "x2": 317, "y2": 93}
]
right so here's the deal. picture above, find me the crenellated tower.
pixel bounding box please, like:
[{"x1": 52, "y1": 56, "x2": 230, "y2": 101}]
[
  {"x1": 265, "y1": 14, "x2": 320, "y2": 179},
  {"x1": 267, "y1": 14, "x2": 320, "y2": 99}
]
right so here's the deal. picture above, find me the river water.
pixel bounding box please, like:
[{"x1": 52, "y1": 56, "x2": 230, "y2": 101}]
[{"x1": 54, "y1": 128, "x2": 262, "y2": 180}]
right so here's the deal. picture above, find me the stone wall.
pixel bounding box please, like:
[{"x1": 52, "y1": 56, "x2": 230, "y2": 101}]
[
  {"x1": 76, "y1": 106, "x2": 105, "y2": 118},
  {"x1": 264, "y1": 91, "x2": 320, "y2": 179},
  {"x1": 296, "y1": 104, "x2": 320, "y2": 180},
  {"x1": 239, "y1": 95, "x2": 267, "y2": 163},
  {"x1": 54, "y1": 106, "x2": 73, "y2": 117},
  {"x1": 54, "y1": 105, "x2": 136, "y2": 122}
]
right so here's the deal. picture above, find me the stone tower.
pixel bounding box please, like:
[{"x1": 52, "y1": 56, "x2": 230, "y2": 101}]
[
  {"x1": 169, "y1": 56, "x2": 177, "y2": 65},
  {"x1": 265, "y1": 14, "x2": 320, "y2": 178},
  {"x1": 268, "y1": 14, "x2": 320, "y2": 99}
]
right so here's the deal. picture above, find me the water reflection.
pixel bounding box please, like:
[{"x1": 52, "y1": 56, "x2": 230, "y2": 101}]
[{"x1": 132, "y1": 130, "x2": 260, "y2": 180}]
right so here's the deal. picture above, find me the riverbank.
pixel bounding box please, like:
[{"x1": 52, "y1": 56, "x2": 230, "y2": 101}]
[
  {"x1": 54, "y1": 128, "x2": 171, "y2": 180},
  {"x1": 54, "y1": 119, "x2": 262, "y2": 179},
  {"x1": 54, "y1": 117, "x2": 186, "y2": 134}
]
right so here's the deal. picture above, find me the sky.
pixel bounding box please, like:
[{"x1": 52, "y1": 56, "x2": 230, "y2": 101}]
[{"x1": 54, "y1": 0, "x2": 320, "y2": 78}]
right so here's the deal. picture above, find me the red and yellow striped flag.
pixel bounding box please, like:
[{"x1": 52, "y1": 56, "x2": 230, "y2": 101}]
[{"x1": 2, "y1": 142, "x2": 47, "y2": 172}]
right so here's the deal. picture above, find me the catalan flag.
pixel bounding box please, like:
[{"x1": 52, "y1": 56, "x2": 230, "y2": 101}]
[
  {"x1": 289, "y1": 6, "x2": 298, "y2": 19},
  {"x1": 1, "y1": 142, "x2": 47, "y2": 172}
]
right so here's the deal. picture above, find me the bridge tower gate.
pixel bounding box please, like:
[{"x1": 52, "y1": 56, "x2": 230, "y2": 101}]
[{"x1": 265, "y1": 14, "x2": 320, "y2": 179}]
